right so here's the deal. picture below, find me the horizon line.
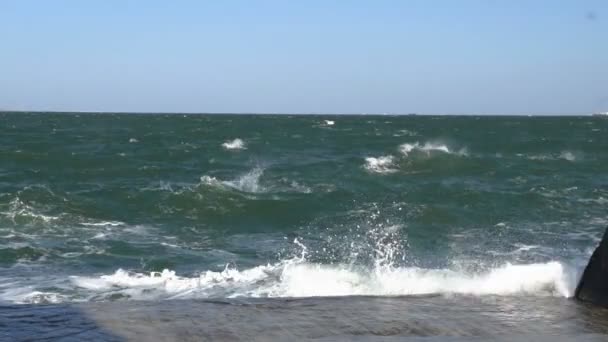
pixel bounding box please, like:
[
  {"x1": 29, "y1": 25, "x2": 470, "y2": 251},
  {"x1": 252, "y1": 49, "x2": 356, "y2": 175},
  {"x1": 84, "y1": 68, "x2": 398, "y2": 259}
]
[{"x1": 0, "y1": 110, "x2": 598, "y2": 117}]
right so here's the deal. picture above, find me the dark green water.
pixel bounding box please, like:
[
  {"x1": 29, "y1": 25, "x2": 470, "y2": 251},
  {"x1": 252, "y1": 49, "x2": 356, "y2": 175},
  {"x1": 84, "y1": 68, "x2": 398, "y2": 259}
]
[{"x1": 1, "y1": 113, "x2": 607, "y2": 304}]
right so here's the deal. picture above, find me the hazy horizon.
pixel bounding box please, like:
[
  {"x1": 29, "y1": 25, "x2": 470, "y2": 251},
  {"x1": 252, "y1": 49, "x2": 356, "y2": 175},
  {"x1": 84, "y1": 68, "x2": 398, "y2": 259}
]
[{"x1": 0, "y1": 110, "x2": 602, "y2": 116}]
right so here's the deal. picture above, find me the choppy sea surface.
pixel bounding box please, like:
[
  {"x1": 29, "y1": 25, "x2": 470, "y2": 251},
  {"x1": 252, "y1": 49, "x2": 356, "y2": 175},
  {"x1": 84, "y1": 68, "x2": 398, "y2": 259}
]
[{"x1": 1, "y1": 112, "x2": 608, "y2": 340}]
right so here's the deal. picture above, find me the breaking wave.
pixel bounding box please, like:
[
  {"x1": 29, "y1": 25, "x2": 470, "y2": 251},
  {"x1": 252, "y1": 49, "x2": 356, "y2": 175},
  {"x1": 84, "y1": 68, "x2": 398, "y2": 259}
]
[
  {"x1": 69, "y1": 254, "x2": 576, "y2": 302},
  {"x1": 363, "y1": 142, "x2": 468, "y2": 174}
]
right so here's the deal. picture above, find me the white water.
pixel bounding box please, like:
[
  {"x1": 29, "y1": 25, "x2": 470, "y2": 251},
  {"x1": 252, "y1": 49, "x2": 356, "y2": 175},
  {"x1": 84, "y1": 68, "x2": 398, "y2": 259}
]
[
  {"x1": 70, "y1": 261, "x2": 577, "y2": 301},
  {"x1": 200, "y1": 167, "x2": 265, "y2": 193},
  {"x1": 399, "y1": 142, "x2": 467, "y2": 157},
  {"x1": 364, "y1": 156, "x2": 397, "y2": 174},
  {"x1": 70, "y1": 256, "x2": 578, "y2": 302},
  {"x1": 222, "y1": 138, "x2": 246, "y2": 150},
  {"x1": 198, "y1": 167, "x2": 312, "y2": 194}
]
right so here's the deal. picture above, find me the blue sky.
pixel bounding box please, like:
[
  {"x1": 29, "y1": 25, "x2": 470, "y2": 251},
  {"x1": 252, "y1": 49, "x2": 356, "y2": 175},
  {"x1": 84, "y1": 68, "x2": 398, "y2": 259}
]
[{"x1": 0, "y1": 1, "x2": 606, "y2": 114}]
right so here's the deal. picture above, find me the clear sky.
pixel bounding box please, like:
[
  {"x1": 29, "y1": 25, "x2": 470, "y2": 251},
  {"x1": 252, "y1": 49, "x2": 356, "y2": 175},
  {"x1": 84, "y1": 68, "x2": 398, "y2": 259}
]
[{"x1": 0, "y1": 1, "x2": 606, "y2": 114}]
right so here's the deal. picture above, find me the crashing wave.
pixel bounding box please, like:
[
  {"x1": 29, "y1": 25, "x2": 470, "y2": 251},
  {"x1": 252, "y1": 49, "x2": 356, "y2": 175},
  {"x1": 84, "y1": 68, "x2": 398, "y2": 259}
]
[{"x1": 69, "y1": 257, "x2": 576, "y2": 302}]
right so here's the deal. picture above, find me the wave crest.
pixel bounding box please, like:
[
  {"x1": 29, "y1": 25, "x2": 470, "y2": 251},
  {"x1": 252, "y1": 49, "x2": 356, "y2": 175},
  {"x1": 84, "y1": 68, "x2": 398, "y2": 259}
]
[
  {"x1": 399, "y1": 142, "x2": 467, "y2": 157},
  {"x1": 70, "y1": 258, "x2": 576, "y2": 302}
]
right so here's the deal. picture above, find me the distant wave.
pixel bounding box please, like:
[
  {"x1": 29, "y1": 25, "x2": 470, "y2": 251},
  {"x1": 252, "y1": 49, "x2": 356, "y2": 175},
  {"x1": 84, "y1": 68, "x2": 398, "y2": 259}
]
[
  {"x1": 363, "y1": 142, "x2": 468, "y2": 174},
  {"x1": 522, "y1": 150, "x2": 580, "y2": 162},
  {"x1": 364, "y1": 156, "x2": 397, "y2": 174},
  {"x1": 399, "y1": 142, "x2": 468, "y2": 157},
  {"x1": 392, "y1": 129, "x2": 418, "y2": 137},
  {"x1": 222, "y1": 138, "x2": 246, "y2": 150},
  {"x1": 559, "y1": 151, "x2": 577, "y2": 162}
]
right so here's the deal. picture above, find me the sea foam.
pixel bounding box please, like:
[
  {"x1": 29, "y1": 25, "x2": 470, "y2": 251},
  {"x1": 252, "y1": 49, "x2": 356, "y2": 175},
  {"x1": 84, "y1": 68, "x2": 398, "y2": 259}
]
[
  {"x1": 200, "y1": 167, "x2": 265, "y2": 193},
  {"x1": 364, "y1": 156, "x2": 397, "y2": 174},
  {"x1": 399, "y1": 142, "x2": 467, "y2": 157},
  {"x1": 70, "y1": 258, "x2": 576, "y2": 302},
  {"x1": 222, "y1": 138, "x2": 246, "y2": 150}
]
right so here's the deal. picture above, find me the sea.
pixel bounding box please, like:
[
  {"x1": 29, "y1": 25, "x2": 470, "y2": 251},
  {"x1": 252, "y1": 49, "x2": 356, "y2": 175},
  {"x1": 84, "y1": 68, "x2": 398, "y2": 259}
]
[{"x1": 1, "y1": 112, "x2": 608, "y2": 341}]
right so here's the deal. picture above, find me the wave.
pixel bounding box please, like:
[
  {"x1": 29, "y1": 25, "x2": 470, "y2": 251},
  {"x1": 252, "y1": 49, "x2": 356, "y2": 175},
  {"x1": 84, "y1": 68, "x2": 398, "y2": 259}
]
[
  {"x1": 80, "y1": 220, "x2": 125, "y2": 227},
  {"x1": 198, "y1": 167, "x2": 314, "y2": 194},
  {"x1": 200, "y1": 167, "x2": 265, "y2": 193},
  {"x1": 399, "y1": 142, "x2": 467, "y2": 157},
  {"x1": 523, "y1": 151, "x2": 580, "y2": 162},
  {"x1": 364, "y1": 156, "x2": 397, "y2": 174},
  {"x1": 0, "y1": 197, "x2": 60, "y2": 224},
  {"x1": 559, "y1": 151, "x2": 578, "y2": 162},
  {"x1": 363, "y1": 142, "x2": 468, "y2": 174},
  {"x1": 70, "y1": 257, "x2": 576, "y2": 302},
  {"x1": 222, "y1": 138, "x2": 246, "y2": 150}
]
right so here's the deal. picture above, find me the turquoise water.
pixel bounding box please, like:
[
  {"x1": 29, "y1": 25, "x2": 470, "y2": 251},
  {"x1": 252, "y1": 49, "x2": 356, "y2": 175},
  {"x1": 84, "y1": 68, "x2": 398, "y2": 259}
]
[{"x1": 1, "y1": 113, "x2": 607, "y2": 304}]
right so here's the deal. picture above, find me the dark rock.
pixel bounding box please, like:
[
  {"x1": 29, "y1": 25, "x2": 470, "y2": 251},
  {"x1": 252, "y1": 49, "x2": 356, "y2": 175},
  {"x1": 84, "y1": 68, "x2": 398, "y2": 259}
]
[{"x1": 575, "y1": 227, "x2": 608, "y2": 306}]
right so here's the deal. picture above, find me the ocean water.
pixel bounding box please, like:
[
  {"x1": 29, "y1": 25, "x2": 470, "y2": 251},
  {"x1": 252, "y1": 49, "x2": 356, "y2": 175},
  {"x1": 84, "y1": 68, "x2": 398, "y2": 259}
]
[{"x1": 1, "y1": 112, "x2": 608, "y2": 340}]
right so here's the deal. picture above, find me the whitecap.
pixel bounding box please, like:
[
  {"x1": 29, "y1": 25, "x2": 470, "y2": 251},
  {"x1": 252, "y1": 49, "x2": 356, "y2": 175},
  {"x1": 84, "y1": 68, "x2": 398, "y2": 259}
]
[
  {"x1": 364, "y1": 156, "x2": 397, "y2": 174},
  {"x1": 0, "y1": 198, "x2": 60, "y2": 224},
  {"x1": 559, "y1": 151, "x2": 577, "y2": 162},
  {"x1": 80, "y1": 221, "x2": 125, "y2": 227},
  {"x1": 200, "y1": 167, "x2": 265, "y2": 193},
  {"x1": 398, "y1": 142, "x2": 467, "y2": 157},
  {"x1": 222, "y1": 138, "x2": 246, "y2": 150}
]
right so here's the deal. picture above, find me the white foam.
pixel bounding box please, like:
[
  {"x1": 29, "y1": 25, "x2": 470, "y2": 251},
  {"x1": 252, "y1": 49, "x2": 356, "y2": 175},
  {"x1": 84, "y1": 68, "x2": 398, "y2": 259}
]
[
  {"x1": 14, "y1": 291, "x2": 66, "y2": 304},
  {"x1": 70, "y1": 259, "x2": 576, "y2": 301},
  {"x1": 364, "y1": 156, "x2": 397, "y2": 174},
  {"x1": 323, "y1": 120, "x2": 335, "y2": 126},
  {"x1": 200, "y1": 167, "x2": 265, "y2": 193},
  {"x1": 392, "y1": 129, "x2": 418, "y2": 137},
  {"x1": 559, "y1": 151, "x2": 577, "y2": 162},
  {"x1": 527, "y1": 154, "x2": 552, "y2": 161},
  {"x1": 524, "y1": 151, "x2": 579, "y2": 162},
  {"x1": 81, "y1": 221, "x2": 125, "y2": 227},
  {"x1": 0, "y1": 198, "x2": 59, "y2": 224},
  {"x1": 129, "y1": 138, "x2": 139, "y2": 143},
  {"x1": 222, "y1": 138, "x2": 246, "y2": 150},
  {"x1": 399, "y1": 142, "x2": 467, "y2": 157}
]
